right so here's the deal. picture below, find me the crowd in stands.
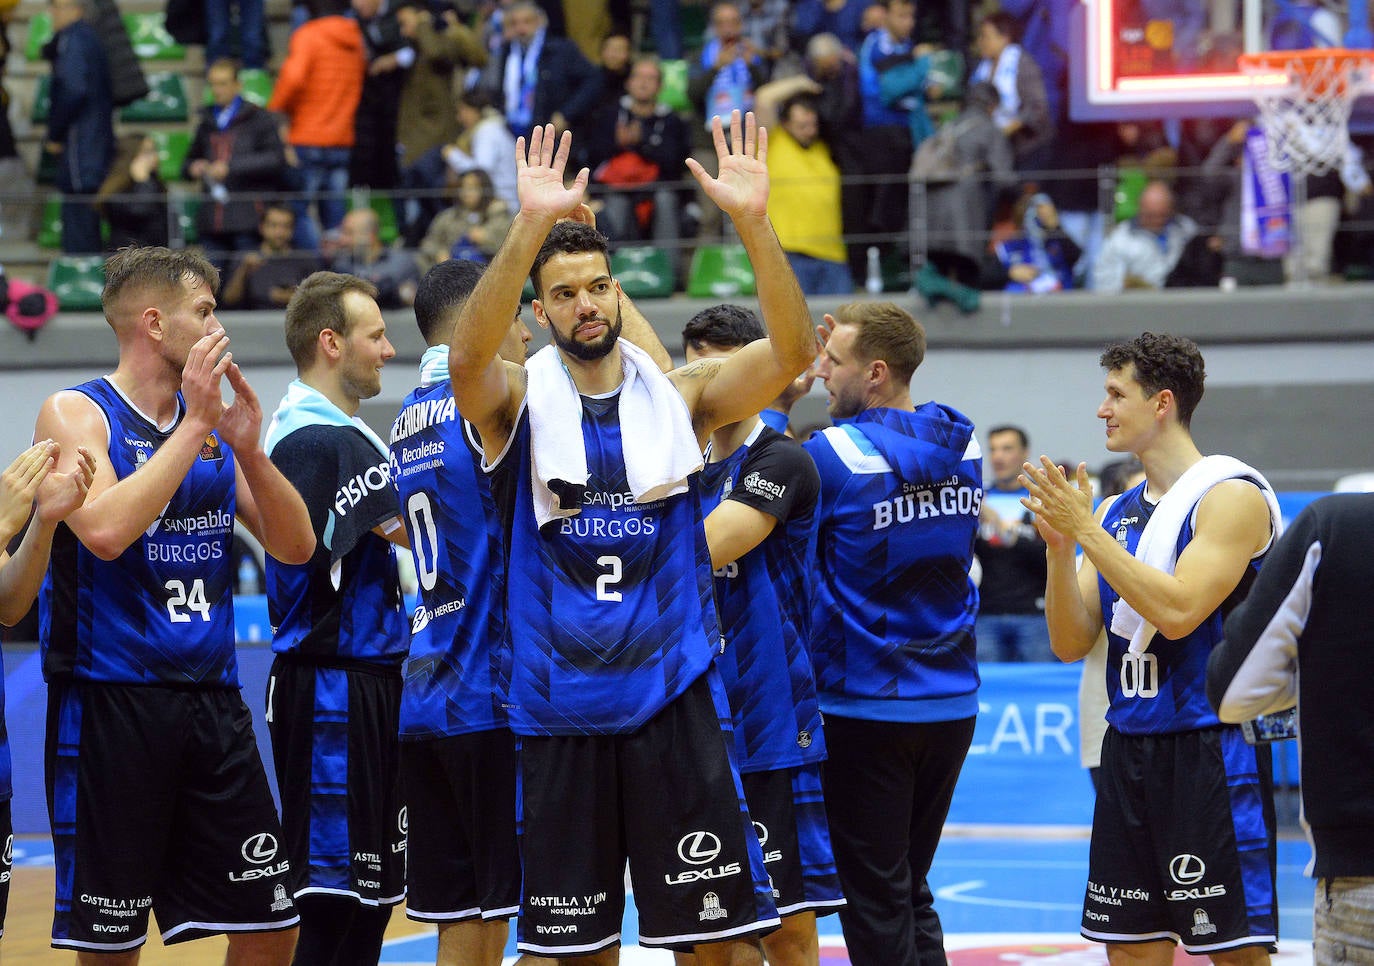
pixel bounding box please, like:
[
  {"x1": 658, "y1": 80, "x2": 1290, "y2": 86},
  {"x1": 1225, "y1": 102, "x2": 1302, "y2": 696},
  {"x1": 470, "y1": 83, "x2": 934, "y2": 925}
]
[{"x1": 11, "y1": 0, "x2": 1374, "y2": 304}]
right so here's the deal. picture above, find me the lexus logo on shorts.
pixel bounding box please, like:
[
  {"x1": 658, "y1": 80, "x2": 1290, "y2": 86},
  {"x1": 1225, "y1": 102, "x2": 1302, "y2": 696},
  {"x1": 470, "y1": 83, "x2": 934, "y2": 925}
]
[
  {"x1": 752, "y1": 822, "x2": 769, "y2": 846},
  {"x1": 2, "y1": 835, "x2": 9, "y2": 866},
  {"x1": 242, "y1": 833, "x2": 280, "y2": 865},
  {"x1": 1169, "y1": 854, "x2": 1206, "y2": 885},
  {"x1": 677, "y1": 831, "x2": 722, "y2": 866},
  {"x1": 398, "y1": 807, "x2": 408, "y2": 835}
]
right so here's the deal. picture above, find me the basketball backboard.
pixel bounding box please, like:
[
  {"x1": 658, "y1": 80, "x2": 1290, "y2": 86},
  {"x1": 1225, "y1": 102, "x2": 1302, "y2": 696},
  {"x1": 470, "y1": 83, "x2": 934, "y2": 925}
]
[{"x1": 1070, "y1": 0, "x2": 1373, "y2": 121}]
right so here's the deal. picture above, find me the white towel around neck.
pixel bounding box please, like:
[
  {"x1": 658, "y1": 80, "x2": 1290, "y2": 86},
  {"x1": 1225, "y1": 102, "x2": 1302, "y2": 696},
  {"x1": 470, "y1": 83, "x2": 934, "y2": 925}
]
[
  {"x1": 1111, "y1": 455, "x2": 1283, "y2": 654},
  {"x1": 524, "y1": 340, "x2": 703, "y2": 530}
]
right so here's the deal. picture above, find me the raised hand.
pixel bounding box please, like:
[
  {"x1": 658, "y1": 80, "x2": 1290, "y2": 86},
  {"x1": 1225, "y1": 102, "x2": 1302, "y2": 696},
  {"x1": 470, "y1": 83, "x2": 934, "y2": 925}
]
[
  {"x1": 36, "y1": 445, "x2": 96, "y2": 525},
  {"x1": 218, "y1": 362, "x2": 265, "y2": 455},
  {"x1": 516, "y1": 124, "x2": 590, "y2": 223},
  {"x1": 182, "y1": 329, "x2": 233, "y2": 431},
  {"x1": 686, "y1": 111, "x2": 769, "y2": 222},
  {"x1": 0, "y1": 440, "x2": 56, "y2": 537},
  {"x1": 1019, "y1": 458, "x2": 1094, "y2": 551}
]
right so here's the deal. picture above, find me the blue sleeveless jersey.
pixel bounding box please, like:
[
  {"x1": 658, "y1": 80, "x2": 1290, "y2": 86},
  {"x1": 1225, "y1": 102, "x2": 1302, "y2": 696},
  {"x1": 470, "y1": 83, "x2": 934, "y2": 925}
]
[
  {"x1": 267, "y1": 425, "x2": 408, "y2": 668},
  {"x1": 803, "y1": 404, "x2": 981, "y2": 721},
  {"x1": 39, "y1": 378, "x2": 240, "y2": 687},
  {"x1": 1099, "y1": 479, "x2": 1267, "y2": 735},
  {"x1": 492, "y1": 396, "x2": 720, "y2": 736},
  {"x1": 699, "y1": 424, "x2": 825, "y2": 773},
  {"x1": 389, "y1": 381, "x2": 507, "y2": 738}
]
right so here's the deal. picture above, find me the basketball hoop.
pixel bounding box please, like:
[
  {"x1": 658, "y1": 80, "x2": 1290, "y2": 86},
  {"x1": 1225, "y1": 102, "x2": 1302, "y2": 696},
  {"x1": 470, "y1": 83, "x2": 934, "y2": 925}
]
[{"x1": 1238, "y1": 48, "x2": 1374, "y2": 175}]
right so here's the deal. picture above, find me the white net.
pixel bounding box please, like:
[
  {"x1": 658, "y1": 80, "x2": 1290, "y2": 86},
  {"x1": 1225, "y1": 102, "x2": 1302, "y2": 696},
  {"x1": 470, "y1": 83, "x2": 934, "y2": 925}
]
[{"x1": 1242, "y1": 52, "x2": 1374, "y2": 175}]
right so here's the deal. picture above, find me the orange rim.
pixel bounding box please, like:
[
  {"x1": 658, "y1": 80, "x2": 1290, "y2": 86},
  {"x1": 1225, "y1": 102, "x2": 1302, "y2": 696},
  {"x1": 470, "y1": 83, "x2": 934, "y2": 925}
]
[{"x1": 1238, "y1": 47, "x2": 1374, "y2": 97}]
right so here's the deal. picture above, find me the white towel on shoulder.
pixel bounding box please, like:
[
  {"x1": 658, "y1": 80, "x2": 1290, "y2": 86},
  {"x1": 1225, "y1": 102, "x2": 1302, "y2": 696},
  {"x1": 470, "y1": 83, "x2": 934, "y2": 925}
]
[
  {"x1": 525, "y1": 340, "x2": 703, "y2": 530},
  {"x1": 1111, "y1": 455, "x2": 1282, "y2": 654}
]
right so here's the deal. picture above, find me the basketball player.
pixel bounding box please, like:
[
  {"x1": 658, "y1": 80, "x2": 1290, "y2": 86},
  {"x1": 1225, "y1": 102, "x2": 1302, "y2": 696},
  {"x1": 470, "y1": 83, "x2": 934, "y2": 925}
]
[
  {"x1": 677, "y1": 303, "x2": 844, "y2": 966},
  {"x1": 33, "y1": 246, "x2": 314, "y2": 961},
  {"x1": 767, "y1": 302, "x2": 982, "y2": 966},
  {"x1": 446, "y1": 114, "x2": 815, "y2": 962},
  {"x1": 1022, "y1": 331, "x2": 1280, "y2": 961},
  {"x1": 264, "y1": 272, "x2": 410, "y2": 965},
  {"x1": 0, "y1": 440, "x2": 94, "y2": 943}
]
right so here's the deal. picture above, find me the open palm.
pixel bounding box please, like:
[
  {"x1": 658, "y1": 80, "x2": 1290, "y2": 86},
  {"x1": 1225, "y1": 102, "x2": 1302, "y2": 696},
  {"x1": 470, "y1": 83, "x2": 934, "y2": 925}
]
[
  {"x1": 517, "y1": 124, "x2": 589, "y2": 222},
  {"x1": 687, "y1": 111, "x2": 769, "y2": 221}
]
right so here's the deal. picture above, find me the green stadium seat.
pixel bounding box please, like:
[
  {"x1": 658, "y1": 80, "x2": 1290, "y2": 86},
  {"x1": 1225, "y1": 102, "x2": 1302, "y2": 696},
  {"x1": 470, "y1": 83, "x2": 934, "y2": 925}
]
[
  {"x1": 121, "y1": 72, "x2": 190, "y2": 123},
  {"x1": 347, "y1": 192, "x2": 400, "y2": 246},
  {"x1": 150, "y1": 130, "x2": 192, "y2": 183},
  {"x1": 679, "y1": 3, "x2": 709, "y2": 54},
  {"x1": 37, "y1": 196, "x2": 62, "y2": 249},
  {"x1": 175, "y1": 195, "x2": 201, "y2": 245},
  {"x1": 686, "y1": 244, "x2": 754, "y2": 299},
  {"x1": 926, "y1": 49, "x2": 965, "y2": 100},
  {"x1": 611, "y1": 246, "x2": 675, "y2": 299},
  {"x1": 31, "y1": 73, "x2": 50, "y2": 124},
  {"x1": 47, "y1": 256, "x2": 107, "y2": 311},
  {"x1": 123, "y1": 11, "x2": 185, "y2": 60},
  {"x1": 25, "y1": 13, "x2": 52, "y2": 61},
  {"x1": 1114, "y1": 167, "x2": 1148, "y2": 223},
  {"x1": 658, "y1": 59, "x2": 689, "y2": 113}
]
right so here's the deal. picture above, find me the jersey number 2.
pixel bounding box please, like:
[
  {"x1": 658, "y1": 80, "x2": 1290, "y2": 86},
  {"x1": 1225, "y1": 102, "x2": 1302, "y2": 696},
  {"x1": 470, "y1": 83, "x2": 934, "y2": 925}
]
[{"x1": 596, "y1": 555, "x2": 623, "y2": 602}]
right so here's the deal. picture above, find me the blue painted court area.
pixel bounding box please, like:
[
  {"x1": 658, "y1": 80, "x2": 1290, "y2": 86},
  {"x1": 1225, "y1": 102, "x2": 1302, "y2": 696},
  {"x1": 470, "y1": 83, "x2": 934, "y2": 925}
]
[{"x1": 371, "y1": 833, "x2": 1317, "y2": 963}]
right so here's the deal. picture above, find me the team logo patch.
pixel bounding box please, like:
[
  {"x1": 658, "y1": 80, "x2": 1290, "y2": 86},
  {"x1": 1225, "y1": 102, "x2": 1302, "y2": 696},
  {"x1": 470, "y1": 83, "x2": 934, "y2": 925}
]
[
  {"x1": 199, "y1": 434, "x2": 224, "y2": 462},
  {"x1": 797, "y1": 730, "x2": 813, "y2": 749},
  {"x1": 270, "y1": 883, "x2": 292, "y2": 912},
  {"x1": 699, "y1": 891, "x2": 727, "y2": 921}
]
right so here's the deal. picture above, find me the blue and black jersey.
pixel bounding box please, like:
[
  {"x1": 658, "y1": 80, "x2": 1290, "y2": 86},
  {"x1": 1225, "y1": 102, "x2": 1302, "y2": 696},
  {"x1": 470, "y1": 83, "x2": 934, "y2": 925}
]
[
  {"x1": 803, "y1": 403, "x2": 981, "y2": 722},
  {"x1": 267, "y1": 424, "x2": 408, "y2": 669},
  {"x1": 491, "y1": 394, "x2": 719, "y2": 736},
  {"x1": 700, "y1": 423, "x2": 825, "y2": 773},
  {"x1": 389, "y1": 380, "x2": 508, "y2": 739},
  {"x1": 40, "y1": 378, "x2": 240, "y2": 688},
  {"x1": 1099, "y1": 480, "x2": 1268, "y2": 735}
]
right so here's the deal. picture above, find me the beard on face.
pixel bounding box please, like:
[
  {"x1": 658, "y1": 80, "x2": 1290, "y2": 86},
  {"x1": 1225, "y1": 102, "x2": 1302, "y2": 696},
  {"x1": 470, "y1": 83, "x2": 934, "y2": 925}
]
[{"x1": 552, "y1": 303, "x2": 624, "y2": 361}]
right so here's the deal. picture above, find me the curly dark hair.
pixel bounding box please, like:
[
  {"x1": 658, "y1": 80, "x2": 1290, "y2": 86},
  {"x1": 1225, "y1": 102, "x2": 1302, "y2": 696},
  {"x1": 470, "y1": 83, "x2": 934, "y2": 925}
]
[
  {"x1": 530, "y1": 221, "x2": 610, "y2": 299},
  {"x1": 1099, "y1": 332, "x2": 1205, "y2": 428}
]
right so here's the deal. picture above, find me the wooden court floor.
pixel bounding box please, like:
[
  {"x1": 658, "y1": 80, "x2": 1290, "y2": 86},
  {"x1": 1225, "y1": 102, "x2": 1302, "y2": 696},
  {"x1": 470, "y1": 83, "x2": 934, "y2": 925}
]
[{"x1": 4, "y1": 868, "x2": 433, "y2": 963}]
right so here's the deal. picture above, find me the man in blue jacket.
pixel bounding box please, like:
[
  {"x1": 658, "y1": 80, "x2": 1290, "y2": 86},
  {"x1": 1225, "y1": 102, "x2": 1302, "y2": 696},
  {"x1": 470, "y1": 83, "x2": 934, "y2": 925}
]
[
  {"x1": 770, "y1": 301, "x2": 982, "y2": 966},
  {"x1": 43, "y1": 0, "x2": 114, "y2": 254}
]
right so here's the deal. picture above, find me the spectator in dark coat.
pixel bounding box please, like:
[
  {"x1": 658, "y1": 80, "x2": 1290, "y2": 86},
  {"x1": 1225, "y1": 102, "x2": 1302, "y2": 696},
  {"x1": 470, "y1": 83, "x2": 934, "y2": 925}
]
[
  {"x1": 349, "y1": 0, "x2": 407, "y2": 189},
  {"x1": 482, "y1": 0, "x2": 602, "y2": 137},
  {"x1": 43, "y1": 0, "x2": 115, "y2": 254},
  {"x1": 184, "y1": 58, "x2": 289, "y2": 264},
  {"x1": 97, "y1": 133, "x2": 169, "y2": 251}
]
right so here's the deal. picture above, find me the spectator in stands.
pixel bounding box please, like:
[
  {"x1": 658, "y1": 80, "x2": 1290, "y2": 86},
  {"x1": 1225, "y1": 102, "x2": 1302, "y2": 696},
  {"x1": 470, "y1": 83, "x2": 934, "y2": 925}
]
[
  {"x1": 396, "y1": 0, "x2": 486, "y2": 172},
  {"x1": 921, "y1": 81, "x2": 1015, "y2": 271},
  {"x1": 584, "y1": 56, "x2": 690, "y2": 247},
  {"x1": 1044, "y1": 121, "x2": 1123, "y2": 289},
  {"x1": 43, "y1": 0, "x2": 115, "y2": 255},
  {"x1": 205, "y1": 0, "x2": 267, "y2": 69},
  {"x1": 590, "y1": 30, "x2": 633, "y2": 117},
  {"x1": 482, "y1": 0, "x2": 602, "y2": 138},
  {"x1": 446, "y1": 89, "x2": 520, "y2": 211},
  {"x1": 395, "y1": 0, "x2": 488, "y2": 244},
  {"x1": 739, "y1": 0, "x2": 791, "y2": 74},
  {"x1": 350, "y1": 0, "x2": 407, "y2": 189},
  {"x1": 975, "y1": 425, "x2": 1052, "y2": 663},
  {"x1": 859, "y1": 0, "x2": 929, "y2": 255},
  {"x1": 758, "y1": 32, "x2": 866, "y2": 284},
  {"x1": 330, "y1": 207, "x2": 421, "y2": 308},
  {"x1": 999, "y1": 0, "x2": 1073, "y2": 131},
  {"x1": 220, "y1": 203, "x2": 324, "y2": 309},
  {"x1": 1092, "y1": 180, "x2": 1198, "y2": 293},
  {"x1": 986, "y1": 192, "x2": 1081, "y2": 293},
  {"x1": 416, "y1": 169, "x2": 513, "y2": 272},
  {"x1": 97, "y1": 134, "x2": 169, "y2": 251},
  {"x1": 765, "y1": 94, "x2": 850, "y2": 294},
  {"x1": 0, "y1": 0, "x2": 37, "y2": 243},
  {"x1": 185, "y1": 58, "x2": 289, "y2": 265},
  {"x1": 690, "y1": 0, "x2": 769, "y2": 130},
  {"x1": 269, "y1": 0, "x2": 368, "y2": 252},
  {"x1": 971, "y1": 12, "x2": 1052, "y2": 169},
  {"x1": 790, "y1": 0, "x2": 869, "y2": 54}
]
